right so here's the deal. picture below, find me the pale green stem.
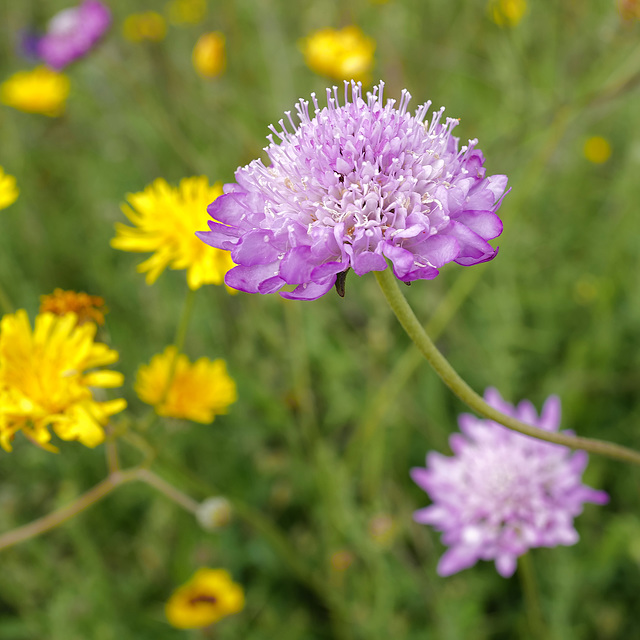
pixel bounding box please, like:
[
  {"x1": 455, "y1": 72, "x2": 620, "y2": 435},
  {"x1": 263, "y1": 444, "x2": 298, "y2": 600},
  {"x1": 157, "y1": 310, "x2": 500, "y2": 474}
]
[
  {"x1": 375, "y1": 267, "x2": 640, "y2": 466},
  {"x1": 134, "y1": 468, "x2": 199, "y2": 514},
  {"x1": 347, "y1": 264, "x2": 485, "y2": 466},
  {"x1": 0, "y1": 469, "x2": 138, "y2": 552},
  {"x1": 518, "y1": 553, "x2": 546, "y2": 640},
  {"x1": 0, "y1": 467, "x2": 199, "y2": 552}
]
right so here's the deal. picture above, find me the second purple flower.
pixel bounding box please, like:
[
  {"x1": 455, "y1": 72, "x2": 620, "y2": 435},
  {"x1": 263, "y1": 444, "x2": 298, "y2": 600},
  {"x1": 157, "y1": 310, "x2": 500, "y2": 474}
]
[
  {"x1": 38, "y1": 0, "x2": 111, "y2": 70},
  {"x1": 198, "y1": 81, "x2": 508, "y2": 300}
]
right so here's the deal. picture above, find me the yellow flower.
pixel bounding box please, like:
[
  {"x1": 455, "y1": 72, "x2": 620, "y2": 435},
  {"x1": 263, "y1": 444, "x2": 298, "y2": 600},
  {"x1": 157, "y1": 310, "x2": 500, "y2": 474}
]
[
  {"x1": 192, "y1": 32, "x2": 226, "y2": 78},
  {"x1": 583, "y1": 136, "x2": 612, "y2": 164},
  {"x1": 111, "y1": 176, "x2": 234, "y2": 290},
  {"x1": 166, "y1": 0, "x2": 207, "y2": 25},
  {"x1": 165, "y1": 568, "x2": 244, "y2": 629},
  {"x1": 488, "y1": 0, "x2": 527, "y2": 27},
  {"x1": 40, "y1": 289, "x2": 108, "y2": 326},
  {"x1": 135, "y1": 346, "x2": 236, "y2": 423},
  {"x1": 301, "y1": 26, "x2": 375, "y2": 83},
  {"x1": 0, "y1": 67, "x2": 70, "y2": 117},
  {"x1": 0, "y1": 310, "x2": 126, "y2": 452},
  {"x1": 122, "y1": 12, "x2": 167, "y2": 42},
  {"x1": 330, "y1": 549, "x2": 354, "y2": 572},
  {"x1": 619, "y1": 0, "x2": 640, "y2": 20},
  {"x1": 0, "y1": 167, "x2": 19, "y2": 211}
]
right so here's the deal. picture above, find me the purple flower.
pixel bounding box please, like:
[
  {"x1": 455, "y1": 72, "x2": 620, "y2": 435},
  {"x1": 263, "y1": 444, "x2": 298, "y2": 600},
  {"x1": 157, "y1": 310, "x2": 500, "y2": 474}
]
[
  {"x1": 18, "y1": 30, "x2": 43, "y2": 61},
  {"x1": 37, "y1": 0, "x2": 111, "y2": 70},
  {"x1": 197, "y1": 81, "x2": 508, "y2": 300},
  {"x1": 411, "y1": 389, "x2": 609, "y2": 578}
]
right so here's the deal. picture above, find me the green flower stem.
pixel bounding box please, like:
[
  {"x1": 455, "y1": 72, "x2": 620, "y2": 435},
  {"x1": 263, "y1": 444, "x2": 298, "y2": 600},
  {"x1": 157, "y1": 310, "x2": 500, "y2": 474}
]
[
  {"x1": 173, "y1": 287, "x2": 197, "y2": 355},
  {"x1": 0, "y1": 470, "x2": 137, "y2": 552},
  {"x1": 104, "y1": 428, "x2": 120, "y2": 474},
  {"x1": 139, "y1": 287, "x2": 197, "y2": 432},
  {"x1": 0, "y1": 280, "x2": 14, "y2": 315},
  {"x1": 518, "y1": 553, "x2": 546, "y2": 640},
  {"x1": 374, "y1": 267, "x2": 640, "y2": 466},
  {"x1": 0, "y1": 467, "x2": 199, "y2": 553},
  {"x1": 347, "y1": 264, "x2": 485, "y2": 467},
  {"x1": 134, "y1": 468, "x2": 199, "y2": 514},
  {"x1": 283, "y1": 299, "x2": 320, "y2": 449}
]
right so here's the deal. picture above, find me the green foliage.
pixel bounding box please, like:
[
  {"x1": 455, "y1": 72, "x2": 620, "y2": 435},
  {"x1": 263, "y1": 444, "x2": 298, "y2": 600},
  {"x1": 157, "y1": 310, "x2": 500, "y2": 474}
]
[{"x1": 1, "y1": 0, "x2": 640, "y2": 638}]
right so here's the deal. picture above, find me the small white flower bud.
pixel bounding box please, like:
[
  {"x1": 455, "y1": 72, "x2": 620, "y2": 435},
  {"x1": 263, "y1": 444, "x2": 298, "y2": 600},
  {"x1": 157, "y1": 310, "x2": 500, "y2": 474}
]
[{"x1": 196, "y1": 497, "x2": 232, "y2": 532}]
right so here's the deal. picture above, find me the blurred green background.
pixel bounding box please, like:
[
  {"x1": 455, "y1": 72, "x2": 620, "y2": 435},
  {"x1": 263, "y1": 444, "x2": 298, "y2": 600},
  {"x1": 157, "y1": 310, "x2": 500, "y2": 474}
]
[{"x1": 1, "y1": 0, "x2": 640, "y2": 638}]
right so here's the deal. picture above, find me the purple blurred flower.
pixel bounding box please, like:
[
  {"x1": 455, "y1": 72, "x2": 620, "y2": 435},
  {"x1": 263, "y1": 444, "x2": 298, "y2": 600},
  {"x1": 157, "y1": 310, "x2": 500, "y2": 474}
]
[
  {"x1": 18, "y1": 30, "x2": 43, "y2": 61},
  {"x1": 38, "y1": 0, "x2": 111, "y2": 70},
  {"x1": 197, "y1": 81, "x2": 508, "y2": 301},
  {"x1": 411, "y1": 388, "x2": 608, "y2": 578}
]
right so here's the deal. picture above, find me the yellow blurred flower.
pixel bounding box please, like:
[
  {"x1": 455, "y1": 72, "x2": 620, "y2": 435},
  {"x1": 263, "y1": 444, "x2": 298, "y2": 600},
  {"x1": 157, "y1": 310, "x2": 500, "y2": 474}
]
[
  {"x1": 0, "y1": 167, "x2": 19, "y2": 211},
  {"x1": 0, "y1": 310, "x2": 126, "y2": 451},
  {"x1": 330, "y1": 549, "x2": 354, "y2": 572},
  {"x1": 165, "y1": 568, "x2": 244, "y2": 629},
  {"x1": 0, "y1": 67, "x2": 70, "y2": 117},
  {"x1": 111, "y1": 176, "x2": 234, "y2": 290},
  {"x1": 488, "y1": 0, "x2": 527, "y2": 27},
  {"x1": 167, "y1": 0, "x2": 207, "y2": 25},
  {"x1": 122, "y1": 12, "x2": 167, "y2": 42},
  {"x1": 583, "y1": 136, "x2": 612, "y2": 164},
  {"x1": 619, "y1": 0, "x2": 640, "y2": 20},
  {"x1": 301, "y1": 26, "x2": 375, "y2": 83},
  {"x1": 135, "y1": 346, "x2": 236, "y2": 423},
  {"x1": 40, "y1": 289, "x2": 108, "y2": 326},
  {"x1": 192, "y1": 32, "x2": 226, "y2": 78}
]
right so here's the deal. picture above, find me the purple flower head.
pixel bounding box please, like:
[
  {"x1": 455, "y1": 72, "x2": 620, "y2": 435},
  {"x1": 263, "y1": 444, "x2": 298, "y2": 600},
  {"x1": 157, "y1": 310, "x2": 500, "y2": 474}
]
[
  {"x1": 411, "y1": 388, "x2": 609, "y2": 578},
  {"x1": 37, "y1": 0, "x2": 111, "y2": 70},
  {"x1": 197, "y1": 81, "x2": 508, "y2": 301}
]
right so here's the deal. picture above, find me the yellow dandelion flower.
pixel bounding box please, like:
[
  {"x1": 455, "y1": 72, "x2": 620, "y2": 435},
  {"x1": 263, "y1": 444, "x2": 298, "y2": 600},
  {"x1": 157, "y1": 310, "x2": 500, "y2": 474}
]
[
  {"x1": 0, "y1": 310, "x2": 126, "y2": 452},
  {"x1": 135, "y1": 346, "x2": 236, "y2": 423},
  {"x1": 40, "y1": 288, "x2": 108, "y2": 326},
  {"x1": 122, "y1": 12, "x2": 167, "y2": 43},
  {"x1": 488, "y1": 0, "x2": 527, "y2": 27},
  {"x1": 166, "y1": 0, "x2": 207, "y2": 25},
  {"x1": 192, "y1": 32, "x2": 226, "y2": 79},
  {"x1": 0, "y1": 67, "x2": 70, "y2": 117},
  {"x1": 165, "y1": 568, "x2": 244, "y2": 629},
  {"x1": 111, "y1": 176, "x2": 234, "y2": 290},
  {"x1": 0, "y1": 167, "x2": 19, "y2": 211},
  {"x1": 583, "y1": 136, "x2": 612, "y2": 164},
  {"x1": 301, "y1": 26, "x2": 375, "y2": 84}
]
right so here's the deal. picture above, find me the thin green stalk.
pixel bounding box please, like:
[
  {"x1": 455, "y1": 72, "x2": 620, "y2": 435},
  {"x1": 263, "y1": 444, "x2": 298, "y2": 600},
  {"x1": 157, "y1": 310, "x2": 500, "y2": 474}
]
[
  {"x1": 518, "y1": 553, "x2": 546, "y2": 640},
  {"x1": 0, "y1": 469, "x2": 138, "y2": 552},
  {"x1": 139, "y1": 287, "x2": 197, "y2": 432},
  {"x1": 173, "y1": 287, "x2": 197, "y2": 355},
  {"x1": 375, "y1": 267, "x2": 640, "y2": 466},
  {"x1": 0, "y1": 467, "x2": 200, "y2": 552},
  {"x1": 0, "y1": 280, "x2": 14, "y2": 315},
  {"x1": 135, "y1": 468, "x2": 199, "y2": 514},
  {"x1": 347, "y1": 264, "x2": 485, "y2": 467}
]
